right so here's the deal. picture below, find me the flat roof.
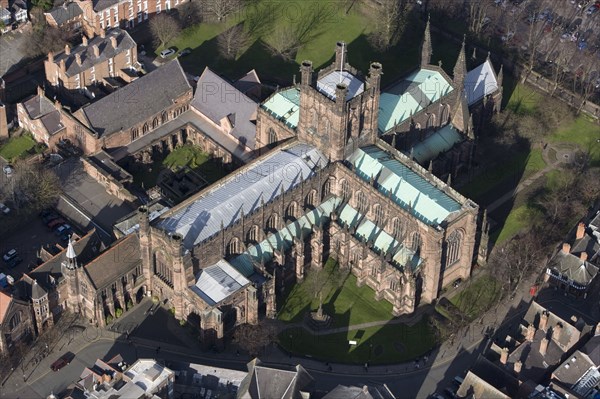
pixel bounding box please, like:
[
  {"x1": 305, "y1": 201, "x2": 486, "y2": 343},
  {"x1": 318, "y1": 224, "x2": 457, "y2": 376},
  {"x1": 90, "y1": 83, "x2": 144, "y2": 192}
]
[{"x1": 317, "y1": 70, "x2": 364, "y2": 101}]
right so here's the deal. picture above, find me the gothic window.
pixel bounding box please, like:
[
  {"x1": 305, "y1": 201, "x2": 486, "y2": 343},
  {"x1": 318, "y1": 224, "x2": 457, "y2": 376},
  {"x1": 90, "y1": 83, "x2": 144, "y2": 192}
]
[
  {"x1": 373, "y1": 204, "x2": 384, "y2": 225},
  {"x1": 370, "y1": 265, "x2": 378, "y2": 277},
  {"x1": 266, "y1": 213, "x2": 279, "y2": 233},
  {"x1": 411, "y1": 232, "x2": 421, "y2": 252},
  {"x1": 286, "y1": 202, "x2": 298, "y2": 221},
  {"x1": 390, "y1": 279, "x2": 399, "y2": 292},
  {"x1": 323, "y1": 178, "x2": 333, "y2": 199},
  {"x1": 426, "y1": 114, "x2": 436, "y2": 130},
  {"x1": 268, "y1": 128, "x2": 277, "y2": 145},
  {"x1": 392, "y1": 218, "x2": 405, "y2": 241},
  {"x1": 340, "y1": 179, "x2": 351, "y2": 200},
  {"x1": 142, "y1": 123, "x2": 149, "y2": 134},
  {"x1": 247, "y1": 225, "x2": 260, "y2": 244},
  {"x1": 446, "y1": 230, "x2": 462, "y2": 266},
  {"x1": 81, "y1": 282, "x2": 88, "y2": 296},
  {"x1": 305, "y1": 190, "x2": 317, "y2": 209},
  {"x1": 131, "y1": 128, "x2": 139, "y2": 140},
  {"x1": 227, "y1": 238, "x2": 241, "y2": 256},
  {"x1": 311, "y1": 110, "x2": 318, "y2": 132},
  {"x1": 162, "y1": 111, "x2": 168, "y2": 123},
  {"x1": 153, "y1": 252, "x2": 173, "y2": 287},
  {"x1": 152, "y1": 117, "x2": 159, "y2": 129},
  {"x1": 441, "y1": 105, "x2": 450, "y2": 124},
  {"x1": 356, "y1": 191, "x2": 368, "y2": 214},
  {"x1": 9, "y1": 312, "x2": 21, "y2": 330}
]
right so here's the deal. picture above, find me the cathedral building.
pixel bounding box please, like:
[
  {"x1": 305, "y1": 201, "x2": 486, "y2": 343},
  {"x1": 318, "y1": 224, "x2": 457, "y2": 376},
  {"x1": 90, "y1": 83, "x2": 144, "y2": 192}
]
[{"x1": 5, "y1": 26, "x2": 492, "y2": 351}]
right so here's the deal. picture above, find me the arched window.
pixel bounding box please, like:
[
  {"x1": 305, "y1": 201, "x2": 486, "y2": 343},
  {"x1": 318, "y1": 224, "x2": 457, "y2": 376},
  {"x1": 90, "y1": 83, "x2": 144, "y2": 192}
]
[
  {"x1": 446, "y1": 230, "x2": 462, "y2": 266},
  {"x1": 392, "y1": 218, "x2": 405, "y2": 241},
  {"x1": 441, "y1": 105, "x2": 450, "y2": 124},
  {"x1": 426, "y1": 114, "x2": 436, "y2": 130},
  {"x1": 227, "y1": 238, "x2": 241, "y2": 256},
  {"x1": 286, "y1": 202, "x2": 298, "y2": 221},
  {"x1": 305, "y1": 190, "x2": 317, "y2": 209},
  {"x1": 247, "y1": 225, "x2": 260, "y2": 244},
  {"x1": 411, "y1": 232, "x2": 421, "y2": 252},
  {"x1": 340, "y1": 179, "x2": 351, "y2": 200},
  {"x1": 370, "y1": 265, "x2": 378, "y2": 277},
  {"x1": 390, "y1": 279, "x2": 399, "y2": 292},
  {"x1": 356, "y1": 191, "x2": 368, "y2": 214},
  {"x1": 268, "y1": 128, "x2": 277, "y2": 145},
  {"x1": 9, "y1": 312, "x2": 21, "y2": 330},
  {"x1": 162, "y1": 111, "x2": 168, "y2": 123},
  {"x1": 323, "y1": 118, "x2": 330, "y2": 136},
  {"x1": 266, "y1": 213, "x2": 279, "y2": 232},
  {"x1": 373, "y1": 204, "x2": 384, "y2": 225},
  {"x1": 153, "y1": 117, "x2": 159, "y2": 129},
  {"x1": 322, "y1": 178, "x2": 333, "y2": 199},
  {"x1": 142, "y1": 123, "x2": 149, "y2": 134},
  {"x1": 131, "y1": 128, "x2": 139, "y2": 140}
]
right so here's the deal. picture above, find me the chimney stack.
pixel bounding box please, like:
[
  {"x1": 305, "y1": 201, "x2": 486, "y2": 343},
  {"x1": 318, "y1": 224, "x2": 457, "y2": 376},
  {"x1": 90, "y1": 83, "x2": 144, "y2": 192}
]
[
  {"x1": 526, "y1": 324, "x2": 536, "y2": 341},
  {"x1": 65, "y1": 44, "x2": 71, "y2": 55},
  {"x1": 110, "y1": 36, "x2": 117, "y2": 48},
  {"x1": 552, "y1": 324, "x2": 562, "y2": 342},
  {"x1": 576, "y1": 222, "x2": 585, "y2": 240},
  {"x1": 92, "y1": 45, "x2": 100, "y2": 57},
  {"x1": 75, "y1": 53, "x2": 81, "y2": 65},
  {"x1": 514, "y1": 360, "x2": 522, "y2": 374},
  {"x1": 100, "y1": 30, "x2": 105, "y2": 39},
  {"x1": 59, "y1": 59, "x2": 66, "y2": 72},
  {"x1": 500, "y1": 347, "x2": 509, "y2": 365},
  {"x1": 540, "y1": 337, "x2": 549, "y2": 356},
  {"x1": 334, "y1": 41, "x2": 347, "y2": 71},
  {"x1": 562, "y1": 243, "x2": 571, "y2": 254},
  {"x1": 300, "y1": 60, "x2": 313, "y2": 86},
  {"x1": 48, "y1": 51, "x2": 54, "y2": 63},
  {"x1": 540, "y1": 311, "x2": 549, "y2": 331},
  {"x1": 82, "y1": 35, "x2": 88, "y2": 46},
  {"x1": 580, "y1": 252, "x2": 588, "y2": 262}
]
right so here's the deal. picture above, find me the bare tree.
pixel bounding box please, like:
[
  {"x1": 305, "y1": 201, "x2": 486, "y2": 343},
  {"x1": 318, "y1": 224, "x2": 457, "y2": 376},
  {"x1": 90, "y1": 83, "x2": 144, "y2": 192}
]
[
  {"x1": 22, "y1": 22, "x2": 74, "y2": 58},
  {"x1": 367, "y1": 0, "x2": 406, "y2": 52},
  {"x1": 233, "y1": 322, "x2": 278, "y2": 357},
  {"x1": 575, "y1": 53, "x2": 598, "y2": 114},
  {"x1": 217, "y1": 23, "x2": 248, "y2": 60},
  {"x1": 466, "y1": 0, "x2": 492, "y2": 35},
  {"x1": 203, "y1": 0, "x2": 241, "y2": 22},
  {"x1": 149, "y1": 13, "x2": 181, "y2": 49},
  {"x1": 1, "y1": 160, "x2": 60, "y2": 214},
  {"x1": 267, "y1": 24, "x2": 301, "y2": 61}
]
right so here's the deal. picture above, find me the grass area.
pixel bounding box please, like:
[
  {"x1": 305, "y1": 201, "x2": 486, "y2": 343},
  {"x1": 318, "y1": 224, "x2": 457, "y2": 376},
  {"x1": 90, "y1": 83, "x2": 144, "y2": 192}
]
[
  {"x1": 449, "y1": 274, "x2": 502, "y2": 320},
  {"x1": 278, "y1": 259, "x2": 393, "y2": 328},
  {"x1": 549, "y1": 116, "x2": 600, "y2": 166},
  {"x1": 0, "y1": 134, "x2": 37, "y2": 161},
  {"x1": 505, "y1": 83, "x2": 543, "y2": 116},
  {"x1": 491, "y1": 204, "x2": 542, "y2": 244},
  {"x1": 278, "y1": 318, "x2": 436, "y2": 365},
  {"x1": 164, "y1": 145, "x2": 210, "y2": 169}
]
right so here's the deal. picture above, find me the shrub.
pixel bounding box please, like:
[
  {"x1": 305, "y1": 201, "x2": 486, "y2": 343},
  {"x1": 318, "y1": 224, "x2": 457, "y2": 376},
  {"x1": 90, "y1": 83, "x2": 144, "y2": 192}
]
[
  {"x1": 152, "y1": 295, "x2": 159, "y2": 304},
  {"x1": 179, "y1": 319, "x2": 187, "y2": 326},
  {"x1": 106, "y1": 314, "x2": 113, "y2": 324},
  {"x1": 169, "y1": 307, "x2": 176, "y2": 316},
  {"x1": 115, "y1": 308, "x2": 123, "y2": 318},
  {"x1": 126, "y1": 300, "x2": 134, "y2": 310}
]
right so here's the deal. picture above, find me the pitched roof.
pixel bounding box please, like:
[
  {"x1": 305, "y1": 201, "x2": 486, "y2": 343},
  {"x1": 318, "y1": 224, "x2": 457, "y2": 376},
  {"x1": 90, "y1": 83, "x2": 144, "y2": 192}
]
[
  {"x1": 316, "y1": 70, "x2": 364, "y2": 101},
  {"x1": 191, "y1": 259, "x2": 251, "y2": 306},
  {"x1": 233, "y1": 69, "x2": 261, "y2": 95},
  {"x1": 83, "y1": 234, "x2": 140, "y2": 290},
  {"x1": 82, "y1": 59, "x2": 191, "y2": 137},
  {"x1": 411, "y1": 124, "x2": 464, "y2": 163},
  {"x1": 191, "y1": 67, "x2": 258, "y2": 149},
  {"x1": 46, "y1": 2, "x2": 83, "y2": 25},
  {"x1": 53, "y1": 28, "x2": 136, "y2": 78},
  {"x1": 465, "y1": 59, "x2": 499, "y2": 106},
  {"x1": 581, "y1": 335, "x2": 600, "y2": 366},
  {"x1": 156, "y1": 142, "x2": 328, "y2": 250},
  {"x1": 0, "y1": 290, "x2": 12, "y2": 324},
  {"x1": 261, "y1": 87, "x2": 300, "y2": 129},
  {"x1": 552, "y1": 351, "x2": 596, "y2": 388},
  {"x1": 40, "y1": 110, "x2": 66, "y2": 136},
  {"x1": 23, "y1": 94, "x2": 55, "y2": 120},
  {"x1": 457, "y1": 356, "x2": 518, "y2": 399},
  {"x1": 347, "y1": 146, "x2": 463, "y2": 226},
  {"x1": 379, "y1": 68, "x2": 454, "y2": 132},
  {"x1": 547, "y1": 250, "x2": 599, "y2": 287},
  {"x1": 239, "y1": 359, "x2": 314, "y2": 399},
  {"x1": 92, "y1": 0, "x2": 118, "y2": 11}
]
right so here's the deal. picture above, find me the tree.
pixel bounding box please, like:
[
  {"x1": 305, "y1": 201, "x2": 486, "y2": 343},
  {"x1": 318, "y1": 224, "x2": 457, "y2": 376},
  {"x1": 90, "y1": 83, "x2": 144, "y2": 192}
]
[
  {"x1": 233, "y1": 322, "x2": 278, "y2": 357},
  {"x1": 177, "y1": 1, "x2": 202, "y2": 25},
  {"x1": 521, "y1": 1, "x2": 549, "y2": 83},
  {"x1": 465, "y1": 0, "x2": 492, "y2": 35},
  {"x1": 21, "y1": 23, "x2": 74, "y2": 58},
  {"x1": 267, "y1": 24, "x2": 301, "y2": 61},
  {"x1": 217, "y1": 23, "x2": 248, "y2": 60},
  {"x1": 1, "y1": 159, "x2": 60, "y2": 214},
  {"x1": 203, "y1": 0, "x2": 241, "y2": 22},
  {"x1": 367, "y1": 0, "x2": 406, "y2": 52},
  {"x1": 149, "y1": 13, "x2": 181, "y2": 49}
]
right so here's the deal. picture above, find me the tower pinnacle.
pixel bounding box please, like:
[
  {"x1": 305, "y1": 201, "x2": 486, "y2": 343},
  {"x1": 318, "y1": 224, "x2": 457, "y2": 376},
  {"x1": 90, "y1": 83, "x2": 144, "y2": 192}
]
[{"x1": 420, "y1": 15, "x2": 432, "y2": 68}]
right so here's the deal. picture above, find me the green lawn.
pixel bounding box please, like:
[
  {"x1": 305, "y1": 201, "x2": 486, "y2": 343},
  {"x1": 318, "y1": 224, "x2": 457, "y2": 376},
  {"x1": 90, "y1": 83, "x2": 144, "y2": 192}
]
[
  {"x1": 278, "y1": 318, "x2": 436, "y2": 364},
  {"x1": 278, "y1": 259, "x2": 393, "y2": 328},
  {"x1": 491, "y1": 204, "x2": 542, "y2": 244},
  {"x1": 549, "y1": 116, "x2": 600, "y2": 166},
  {"x1": 505, "y1": 83, "x2": 543, "y2": 116},
  {"x1": 0, "y1": 134, "x2": 37, "y2": 161},
  {"x1": 449, "y1": 274, "x2": 501, "y2": 320}
]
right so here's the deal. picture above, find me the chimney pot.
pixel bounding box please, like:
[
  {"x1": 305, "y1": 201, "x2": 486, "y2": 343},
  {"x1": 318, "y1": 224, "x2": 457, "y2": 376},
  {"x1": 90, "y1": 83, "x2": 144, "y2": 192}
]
[
  {"x1": 110, "y1": 36, "x2": 117, "y2": 48},
  {"x1": 64, "y1": 44, "x2": 70, "y2": 55},
  {"x1": 540, "y1": 337, "x2": 549, "y2": 356},
  {"x1": 540, "y1": 311, "x2": 549, "y2": 331},
  {"x1": 580, "y1": 252, "x2": 588, "y2": 261},
  {"x1": 100, "y1": 30, "x2": 105, "y2": 39},
  {"x1": 75, "y1": 53, "x2": 81, "y2": 65},
  {"x1": 92, "y1": 45, "x2": 100, "y2": 57},
  {"x1": 562, "y1": 243, "x2": 571, "y2": 254},
  {"x1": 82, "y1": 35, "x2": 88, "y2": 46},
  {"x1": 576, "y1": 222, "x2": 585, "y2": 240},
  {"x1": 552, "y1": 323, "x2": 563, "y2": 342},
  {"x1": 526, "y1": 324, "x2": 536, "y2": 341}
]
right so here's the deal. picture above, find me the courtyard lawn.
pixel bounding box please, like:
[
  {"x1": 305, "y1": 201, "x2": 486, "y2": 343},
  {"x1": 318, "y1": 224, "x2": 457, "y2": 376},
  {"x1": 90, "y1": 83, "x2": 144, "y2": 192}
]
[
  {"x1": 278, "y1": 259, "x2": 393, "y2": 328},
  {"x1": 549, "y1": 116, "x2": 600, "y2": 166},
  {"x1": 0, "y1": 134, "x2": 37, "y2": 161},
  {"x1": 278, "y1": 318, "x2": 436, "y2": 365},
  {"x1": 449, "y1": 274, "x2": 501, "y2": 320},
  {"x1": 164, "y1": 145, "x2": 210, "y2": 169}
]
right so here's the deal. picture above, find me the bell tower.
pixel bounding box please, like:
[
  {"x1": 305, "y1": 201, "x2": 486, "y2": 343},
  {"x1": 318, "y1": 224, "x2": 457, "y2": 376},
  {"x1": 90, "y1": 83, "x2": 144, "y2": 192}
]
[
  {"x1": 61, "y1": 237, "x2": 81, "y2": 313},
  {"x1": 296, "y1": 42, "x2": 382, "y2": 161}
]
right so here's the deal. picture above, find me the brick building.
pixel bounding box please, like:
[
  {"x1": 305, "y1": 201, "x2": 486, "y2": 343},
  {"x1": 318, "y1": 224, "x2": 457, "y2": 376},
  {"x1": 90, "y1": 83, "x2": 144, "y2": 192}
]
[{"x1": 44, "y1": 1, "x2": 84, "y2": 30}]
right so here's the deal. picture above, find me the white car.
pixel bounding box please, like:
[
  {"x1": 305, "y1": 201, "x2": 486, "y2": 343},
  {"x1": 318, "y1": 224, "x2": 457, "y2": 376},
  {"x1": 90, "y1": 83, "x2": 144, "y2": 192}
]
[
  {"x1": 160, "y1": 48, "x2": 176, "y2": 58},
  {"x1": 0, "y1": 202, "x2": 10, "y2": 215}
]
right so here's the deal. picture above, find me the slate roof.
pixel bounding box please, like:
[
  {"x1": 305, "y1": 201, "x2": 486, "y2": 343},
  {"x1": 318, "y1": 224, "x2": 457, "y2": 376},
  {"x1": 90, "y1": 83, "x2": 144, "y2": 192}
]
[
  {"x1": 316, "y1": 70, "x2": 364, "y2": 101},
  {"x1": 411, "y1": 124, "x2": 464, "y2": 163},
  {"x1": 92, "y1": 0, "x2": 119, "y2": 12},
  {"x1": 83, "y1": 234, "x2": 140, "y2": 290},
  {"x1": 323, "y1": 384, "x2": 396, "y2": 399},
  {"x1": 581, "y1": 335, "x2": 600, "y2": 366},
  {"x1": 156, "y1": 142, "x2": 328, "y2": 250},
  {"x1": 233, "y1": 69, "x2": 261, "y2": 95},
  {"x1": 18, "y1": 275, "x2": 48, "y2": 300},
  {"x1": 40, "y1": 110, "x2": 66, "y2": 136},
  {"x1": 191, "y1": 67, "x2": 258, "y2": 149},
  {"x1": 346, "y1": 146, "x2": 463, "y2": 226},
  {"x1": 457, "y1": 356, "x2": 518, "y2": 399},
  {"x1": 261, "y1": 87, "x2": 300, "y2": 129},
  {"x1": 552, "y1": 351, "x2": 596, "y2": 388},
  {"x1": 238, "y1": 359, "x2": 314, "y2": 399},
  {"x1": 523, "y1": 301, "x2": 583, "y2": 351},
  {"x1": 379, "y1": 68, "x2": 454, "y2": 133},
  {"x1": 547, "y1": 250, "x2": 599, "y2": 287},
  {"x1": 507, "y1": 329, "x2": 564, "y2": 383},
  {"x1": 46, "y1": 2, "x2": 83, "y2": 25},
  {"x1": 190, "y1": 259, "x2": 251, "y2": 306},
  {"x1": 23, "y1": 94, "x2": 55, "y2": 120},
  {"x1": 465, "y1": 59, "x2": 499, "y2": 106},
  {"x1": 82, "y1": 59, "x2": 190, "y2": 137}
]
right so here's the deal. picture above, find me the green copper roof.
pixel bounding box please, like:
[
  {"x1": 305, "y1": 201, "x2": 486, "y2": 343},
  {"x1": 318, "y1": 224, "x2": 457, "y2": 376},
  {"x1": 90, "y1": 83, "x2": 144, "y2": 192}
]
[
  {"x1": 260, "y1": 87, "x2": 300, "y2": 129},
  {"x1": 378, "y1": 69, "x2": 454, "y2": 133},
  {"x1": 347, "y1": 146, "x2": 461, "y2": 226},
  {"x1": 412, "y1": 124, "x2": 464, "y2": 163}
]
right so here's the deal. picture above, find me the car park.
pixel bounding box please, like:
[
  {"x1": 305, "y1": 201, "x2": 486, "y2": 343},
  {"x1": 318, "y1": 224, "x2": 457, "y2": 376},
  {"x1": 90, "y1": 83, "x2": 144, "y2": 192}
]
[
  {"x1": 3, "y1": 249, "x2": 18, "y2": 262},
  {"x1": 160, "y1": 48, "x2": 176, "y2": 58},
  {"x1": 6, "y1": 256, "x2": 22, "y2": 269},
  {"x1": 51, "y1": 352, "x2": 75, "y2": 371},
  {"x1": 0, "y1": 202, "x2": 10, "y2": 215}
]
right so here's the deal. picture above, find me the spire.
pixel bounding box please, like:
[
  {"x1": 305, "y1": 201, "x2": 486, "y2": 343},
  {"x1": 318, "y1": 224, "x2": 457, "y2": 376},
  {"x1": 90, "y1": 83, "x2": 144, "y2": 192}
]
[
  {"x1": 453, "y1": 35, "x2": 467, "y2": 89},
  {"x1": 66, "y1": 237, "x2": 77, "y2": 259},
  {"x1": 420, "y1": 15, "x2": 432, "y2": 68},
  {"x1": 428, "y1": 160, "x2": 433, "y2": 173},
  {"x1": 391, "y1": 134, "x2": 396, "y2": 149}
]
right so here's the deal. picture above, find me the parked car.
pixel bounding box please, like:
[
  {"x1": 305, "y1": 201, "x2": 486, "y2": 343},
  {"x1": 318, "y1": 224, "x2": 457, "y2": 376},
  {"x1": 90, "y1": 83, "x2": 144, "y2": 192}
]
[
  {"x1": 51, "y1": 352, "x2": 75, "y2": 371},
  {"x1": 3, "y1": 249, "x2": 18, "y2": 262},
  {"x1": 6, "y1": 256, "x2": 22, "y2": 269},
  {"x1": 0, "y1": 203, "x2": 10, "y2": 215},
  {"x1": 586, "y1": 4, "x2": 599, "y2": 15},
  {"x1": 47, "y1": 218, "x2": 66, "y2": 229},
  {"x1": 178, "y1": 48, "x2": 192, "y2": 57},
  {"x1": 160, "y1": 48, "x2": 176, "y2": 58},
  {"x1": 54, "y1": 224, "x2": 72, "y2": 236}
]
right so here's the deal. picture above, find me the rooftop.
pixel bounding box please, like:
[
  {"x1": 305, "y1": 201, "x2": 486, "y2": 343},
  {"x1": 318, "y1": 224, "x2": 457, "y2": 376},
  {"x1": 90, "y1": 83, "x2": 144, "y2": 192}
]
[
  {"x1": 0, "y1": 290, "x2": 11, "y2": 324},
  {"x1": 547, "y1": 250, "x2": 599, "y2": 287},
  {"x1": 46, "y1": 2, "x2": 83, "y2": 25},
  {"x1": 379, "y1": 68, "x2": 454, "y2": 133},
  {"x1": 465, "y1": 59, "x2": 499, "y2": 106},
  {"x1": 124, "y1": 359, "x2": 174, "y2": 395},
  {"x1": 83, "y1": 235, "x2": 141, "y2": 290},
  {"x1": 23, "y1": 94, "x2": 55, "y2": 120},
  {"x1": 238, "y1": 359, "x2": 314, "y2": 399},
  {"x1": 411, "y1": 124, "x2": 463, "y2": 164},
  {"x1": 260, "y1": 87, "x2": 300, "y2": 129},
  {"x1": 346, "y1": 146, "x2": 463, "y2": 226},
  {"x1": 155, "y1": 142, "x2": 328, "y2": 250},
  {"x1": 316, "y1": 70, "x2": 364, "y2": 101},
  {"x1": 191, "y1": 259, "x2": 251, "y2": 306}
]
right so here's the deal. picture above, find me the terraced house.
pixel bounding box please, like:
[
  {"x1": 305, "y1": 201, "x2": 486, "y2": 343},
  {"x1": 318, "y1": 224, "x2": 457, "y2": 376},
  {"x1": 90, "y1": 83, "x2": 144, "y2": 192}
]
[{"x1": 9, "y1": 27, "x2": 493, "y2": 349}]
